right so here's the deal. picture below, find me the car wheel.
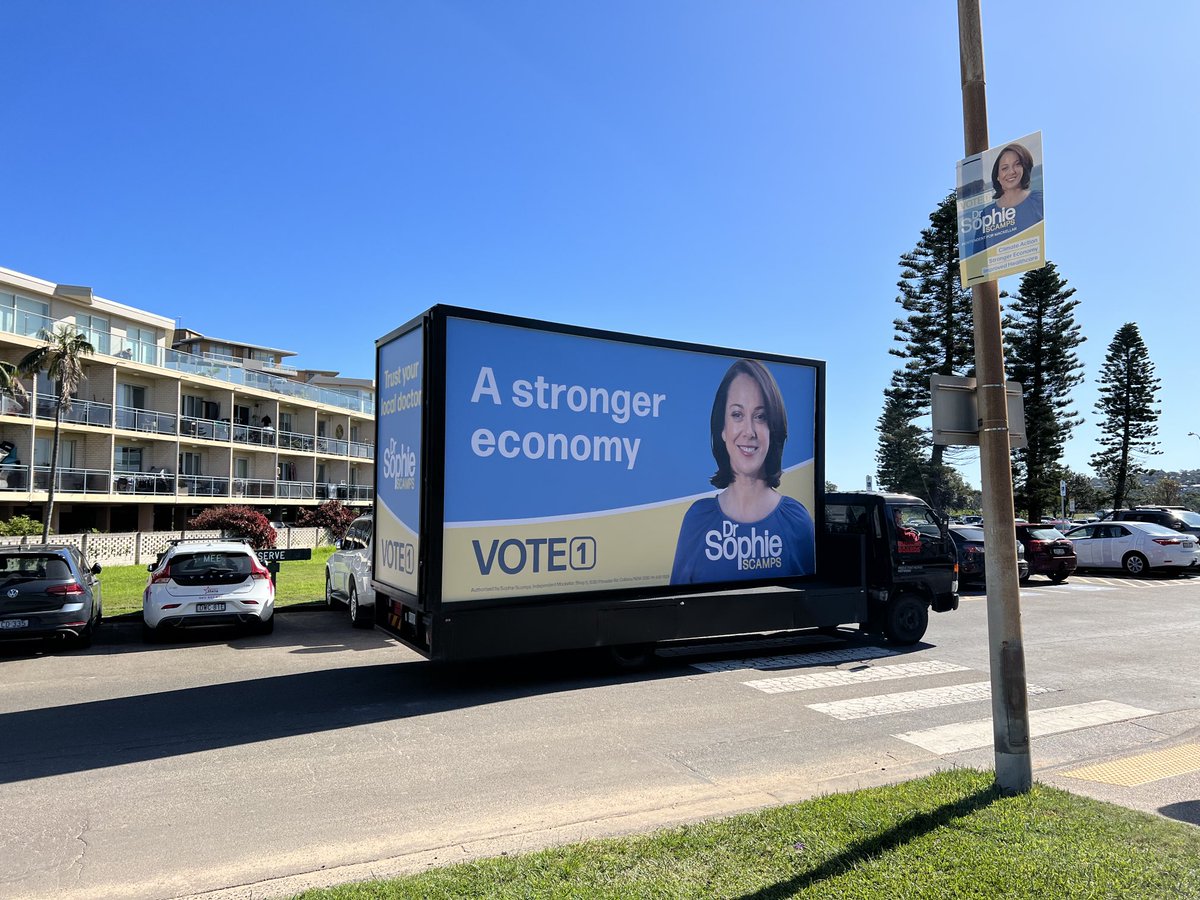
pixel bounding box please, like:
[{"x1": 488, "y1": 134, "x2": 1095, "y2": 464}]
[
  {"x1": 884, "y1": 594, "x2": 928, "y2": 645},
  {"x1": 325, "y1": 571, "x2": 338, "y2": 607},
  {"x1": 142, "y1": 622, "x2": 159, "y2": 643},
  {"x1": 1050, "y1": 572, "x2": 1069, "y2": 584},
  {"x1": 1123, "y1": 552, "x2": 1148, "y2": 576},
  {"x1": 256, "y1": 612, "x2": 275, "y2": 635},
  {"x1": 349, "y1": 582, "x2": 371, "y2": 629}
]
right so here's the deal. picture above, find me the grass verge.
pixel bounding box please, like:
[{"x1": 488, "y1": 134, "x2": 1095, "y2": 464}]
[
  {"x1": 295, "y1": 769, "x2": 1200, "y2": 899},
  {"x1": 100, "y1": 546, "x2": 336, "y2": 618}
]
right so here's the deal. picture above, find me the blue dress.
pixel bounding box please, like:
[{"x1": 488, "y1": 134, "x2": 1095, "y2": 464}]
[
  {"x1": 670, "y1": 494, "x2": 815, "y2": 585},
  {"x1": 968, "y1": 190, "x2": 1044, "y2": 257}
]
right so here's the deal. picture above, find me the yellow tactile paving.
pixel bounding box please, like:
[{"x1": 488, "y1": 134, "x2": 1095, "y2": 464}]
[{"x1": 1060, "y1": 744, "x2": 1200, "y2": 786}]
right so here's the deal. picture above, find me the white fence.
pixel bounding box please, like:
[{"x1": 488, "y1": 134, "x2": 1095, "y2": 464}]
[{"x1": 0, "y1": 527, "x2": 333, "y2": 566}]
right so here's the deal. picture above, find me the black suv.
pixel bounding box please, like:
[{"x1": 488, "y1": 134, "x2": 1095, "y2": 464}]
[{"x1": 1105, "y1": 507, "x2": 1200, "y2": 540}]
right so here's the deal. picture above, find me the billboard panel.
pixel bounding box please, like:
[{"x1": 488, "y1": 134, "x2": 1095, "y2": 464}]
[
  {"x1": 374, "y1": 323, "x2": 423, "y2": 596},
  {"x1": 957, "y1": 131, "x2": 1045, "y2": 286},
  {"x1": 440, "y1": 317, "x2": 818, "y2": 603}
]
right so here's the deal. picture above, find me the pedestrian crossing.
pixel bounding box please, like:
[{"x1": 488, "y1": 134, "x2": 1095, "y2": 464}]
[{"x1": 684, "y1": 642, "x2": 1158, "y2": 757}]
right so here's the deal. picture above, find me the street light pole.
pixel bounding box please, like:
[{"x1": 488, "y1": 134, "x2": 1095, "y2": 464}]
[{"x1": 958, "y1": 0, "x2": 1033, "y2": 795}]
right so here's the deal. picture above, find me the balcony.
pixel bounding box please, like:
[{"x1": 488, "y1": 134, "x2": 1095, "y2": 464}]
[
  {"x1": 34, "y1": 395, "x2": 114, "y2": 427},
  {"x1": 115, "y1": 406, "x2": 177, "y2": 435},
  {"x1": 0, "y1": 309, "x2": 374, "y2": 415}
]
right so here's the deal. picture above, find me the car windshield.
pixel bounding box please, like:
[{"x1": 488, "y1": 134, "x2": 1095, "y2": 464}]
[
  {"x1": 170, "y1": 551, "x2": 253, "y2": 585},
  {"x1": 0, "y1": 554, "x2": 72, "y2": 582},
  {"x1": 1135, "y1": 522, "x2": 1187, "y2": 537},
  {"x1": 1024, "y1": 527, "x2": 1066, "y2": 540}
]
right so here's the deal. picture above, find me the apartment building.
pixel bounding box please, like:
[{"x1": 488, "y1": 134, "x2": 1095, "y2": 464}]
[{"x1": 0, "y1": 266, "x2": 374, "y2": 533}]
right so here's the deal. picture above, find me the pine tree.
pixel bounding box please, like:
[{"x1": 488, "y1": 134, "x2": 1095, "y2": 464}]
[
  {"x1": 1004, "y1": 261, "x2": 1085, "y2": 520},
  {"x1": 883, "y1": 192, "x2": 975, "y2": 511},
  {"x1": 1090, "y1": 323, "x2": 1161, "y2": 510},
  {"x1": 875, "y1": 381, "x2": 925, "y2": 494}
]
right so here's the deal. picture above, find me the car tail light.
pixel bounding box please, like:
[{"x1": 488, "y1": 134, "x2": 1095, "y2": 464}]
[
  {"x1": 47, "y1": 582, "x2": 84, "y2": 595},
  {"x1": 150, "y1": 565, "x2": 172, "y2": 585},
  {"x1": 1027, "y1": 540, "x2": 1045, "y2": 552},
  {"x1": 965, "y1": 546, "x2": 981, "y2": 555},
  {"x1": 1152, "y1": 537, "x2": 1181, "y2": 545},
  {"x1": 250, "y1": 559, "x2": 272, "y2": 581}
]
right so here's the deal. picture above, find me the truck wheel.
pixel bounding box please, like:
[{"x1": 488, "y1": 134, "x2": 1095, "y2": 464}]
[
  {"x1": 1123, "y1": 552, "x2": 1148, "y2": 576},
  {"x1": 603, "y1": 643, "x2": 655, "y2": 672},
  {"x1": 884, "y1": 595, "x2": 928, "y2": 645}
]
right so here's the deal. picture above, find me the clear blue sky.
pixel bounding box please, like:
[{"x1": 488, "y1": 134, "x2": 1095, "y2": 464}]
[{"x1": 3, "y1": 2, "x2": 1196, "y2": 491}]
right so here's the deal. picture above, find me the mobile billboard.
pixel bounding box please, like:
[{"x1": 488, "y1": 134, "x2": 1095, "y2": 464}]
[
  {"x1": 374, "y1": 322, "x2": 423, "y2": 596},
  {"x1": 437, "y1": 315, "x2": 819, "y2": 603}
]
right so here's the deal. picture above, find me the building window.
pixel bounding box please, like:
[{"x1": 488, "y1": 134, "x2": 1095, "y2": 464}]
[
  {"x1": 35, "y1": 438, "x2": 76, "y2": 468},
  {"x1": 0, "y1": 291, "x2": 50, "y2": 337},
  {"x1": 181, "y1": 394, "x2": 204, "y2": 418},
  {"x1": 75, "y1": 314, "x2": 111, "y2": 355},
  {"x1": 180, "y1": 452, "x2": 202, "y2": 476},
  {"x1": 115, "y1": 447, "x2": 143, "y2": 472},
  {"x1": 234, "y1": 457, "x2": 248, "y2": 479},
  {"x1": 279, "y1": 412, "x2": 293, "y2": 433}
]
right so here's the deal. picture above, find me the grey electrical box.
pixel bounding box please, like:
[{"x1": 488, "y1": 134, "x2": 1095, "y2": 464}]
[{"x1": 930, "y1": 375, "x2": 1027, "y2": 448}]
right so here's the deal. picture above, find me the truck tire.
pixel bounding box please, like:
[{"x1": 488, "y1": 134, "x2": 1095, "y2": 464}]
[
  {"x1": 603, "y1": 643, "x2": 655, "y2": 672},
  {"x1": 884, "y1": 595, "x2": 928, "y2": 645}
]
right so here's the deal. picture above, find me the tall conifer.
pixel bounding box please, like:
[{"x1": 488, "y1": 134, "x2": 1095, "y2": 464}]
[
  {"x1": 1090, "y1": 323, "x2": 1161, "y2": 510},
  {"x1": 1003, "y1": 261, "x2": 1085, "y2": 520}
]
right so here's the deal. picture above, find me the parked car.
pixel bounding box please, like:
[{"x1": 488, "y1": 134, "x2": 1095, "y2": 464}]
[
  {"x1": 0, "y1": 544, "x2": 103, "y2": 649},
  {"x1": 143, "y1": 539, "x2": 275, "y2": 641},
  {"x1": 1064, "y1": 521, "x2": 1199, "y2": 576},
  {"x1": 1014, "y1": 523, "x2": 1076, "y2": 583},
  {"x1": 948, "y1": 525, "x2": 1029, "y2": 585},
  {"x1": 325, "y1": 514, "x2": 374, "y2": 628},
  {"x1": 1103, "y1": 507, "x2": 1200, "y2": 541}
]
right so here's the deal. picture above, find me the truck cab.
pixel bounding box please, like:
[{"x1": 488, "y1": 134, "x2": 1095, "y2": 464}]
[{"x1": 823, "y1": 492, "x2": 959, "y2": 643}]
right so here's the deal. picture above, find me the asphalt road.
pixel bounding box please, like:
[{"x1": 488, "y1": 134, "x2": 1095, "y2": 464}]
[{"x1": 2, "y1": 571, "x2": 1198, "y2": 899}]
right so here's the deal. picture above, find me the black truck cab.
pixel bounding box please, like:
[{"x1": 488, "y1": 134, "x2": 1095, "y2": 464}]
[{"x1": 823, "y1": 492, "x2": 959, "y2": 643}]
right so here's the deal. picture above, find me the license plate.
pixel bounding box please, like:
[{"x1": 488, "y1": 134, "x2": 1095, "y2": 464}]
[
  {"x1": 1052, "y1": 547, "x2": 1066, "y2": 556},
  {"x1": 0, "y1": 618, "x2": 29, "y2": 629},
  {"x1": 196, "y1": 602, "x2": 227, "y2": 613}
]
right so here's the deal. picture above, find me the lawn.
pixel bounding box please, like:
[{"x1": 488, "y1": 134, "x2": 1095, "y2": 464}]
[
  {"x1": 295, "y1": 769, "x2": 1200, "y2": 899},
  {"x1": 100, "y1": 545, "x2": 336, "y2": 618}
]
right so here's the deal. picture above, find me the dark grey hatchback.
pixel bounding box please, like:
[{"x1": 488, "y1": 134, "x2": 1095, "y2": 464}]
[{"x1": 0, "y1": 545, "x2": 103, "y2": 649}]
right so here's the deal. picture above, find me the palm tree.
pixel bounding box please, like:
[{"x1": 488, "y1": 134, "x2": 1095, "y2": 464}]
[{"x1": 18, "y1": 326, "x2": 95, "y2": 541}]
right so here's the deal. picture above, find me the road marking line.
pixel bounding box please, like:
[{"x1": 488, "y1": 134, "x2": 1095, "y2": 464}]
[
  {"x1": 808, "y1": 682, "x2": 1057, "y2": 721},
  {"x1": 689, "y1": 646, "x2": 899, "y2": 673},
  {"x1": 1060, "y1": 744, "x2": 1200, "y2": 786},
  {"x1": 743, "y1": 660, "x2": 970, "y2": 694},
  {"x1": 893, "y1": 700, "x2": 1156, "y2": 754}
]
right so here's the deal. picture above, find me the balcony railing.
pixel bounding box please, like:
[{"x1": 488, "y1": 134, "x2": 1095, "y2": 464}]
[
  {"x1": 113, "y1": 470, "x2": 178, "y2": 495},
  {"x1": 180, "y1": 415, "x2": 231, "y2": 441},
  {"x1": 115, "y1": 406, "x2": 177, "y2": 435},
  {"x1": 1, "y1": 308, "x2": 374, "y2": 414},
  {"x1": 34, "y1": 396, "x2": 113, "y2": 427},
  {"x1": 275, "y1": 429, "x2": 314, "y2": 452},
  {"x1": 348, "y1": 440, "x2": 374, "y2": 460},
  {"x1": 233, "y1": 423, "x2": 276, "y2": 447}
]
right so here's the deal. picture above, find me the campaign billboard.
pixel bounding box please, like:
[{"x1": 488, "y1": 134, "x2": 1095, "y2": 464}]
[
  {"x1": 374, "y1": 322, "x2": 423, "y2": 596},
  {"x1": 957, "y1": 131, "x2": 1045, "y2": 286},
  {"x1": 439, "y1": 316, "x2": 818, "y2": 603}
]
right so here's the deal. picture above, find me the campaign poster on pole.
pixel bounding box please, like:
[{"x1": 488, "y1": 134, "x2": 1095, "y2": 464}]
[
  {"x1": 957, "y1": 131, "x2": 1045, "y2": 286},
  {"x1": 438, "y1": 316, "x2": 818, "y2": 603}
]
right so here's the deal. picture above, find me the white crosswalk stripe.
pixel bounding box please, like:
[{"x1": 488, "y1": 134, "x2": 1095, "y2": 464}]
[
  {"x1": 807, "y1": 681, "x2": 1057, "y2": 721},
  {"x1": 894, "y1": 700, "x2": 1157, "y2": 753},
  {"x1": 743, "y1": 659, "x2": 970, "y2": 694}
]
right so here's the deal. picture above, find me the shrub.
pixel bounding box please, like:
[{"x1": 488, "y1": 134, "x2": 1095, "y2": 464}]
[
  {"x1": 187, "y1": 506, "x2": 276, "y2": 549},
  {"x1": 296, "y1": 500, "x2": 358, "y2": 541},
  {"x1": 0, "y1": 514, "x2": 45, "y2": 536}
]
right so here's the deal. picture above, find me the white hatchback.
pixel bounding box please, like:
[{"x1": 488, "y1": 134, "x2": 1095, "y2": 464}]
[
  {"x1": 1064, "y1": 521, "x2": 1199, "y2": 576},
  {"x1": 143, "y1": 539, "x2": 276, "y2": 640}
]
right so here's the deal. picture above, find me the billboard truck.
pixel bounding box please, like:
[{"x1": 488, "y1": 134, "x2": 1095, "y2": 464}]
[{"x1": 373, "y1": 306, "x2": 958, "y2": 664}]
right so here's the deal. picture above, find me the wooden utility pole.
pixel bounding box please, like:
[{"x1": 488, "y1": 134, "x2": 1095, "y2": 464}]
[{"x1": 958, "y1": 0, "x2": 1033, "y2": 794}]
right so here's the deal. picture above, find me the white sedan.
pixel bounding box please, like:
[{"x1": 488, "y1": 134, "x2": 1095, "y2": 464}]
[{"x1": 1064, "y1": 521, "x2": 1199, "y2": 576}]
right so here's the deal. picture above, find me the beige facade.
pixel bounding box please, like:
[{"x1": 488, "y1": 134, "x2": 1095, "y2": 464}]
[{"x1": 0, "y1": 266, "x2": 374, "y2": 533}]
